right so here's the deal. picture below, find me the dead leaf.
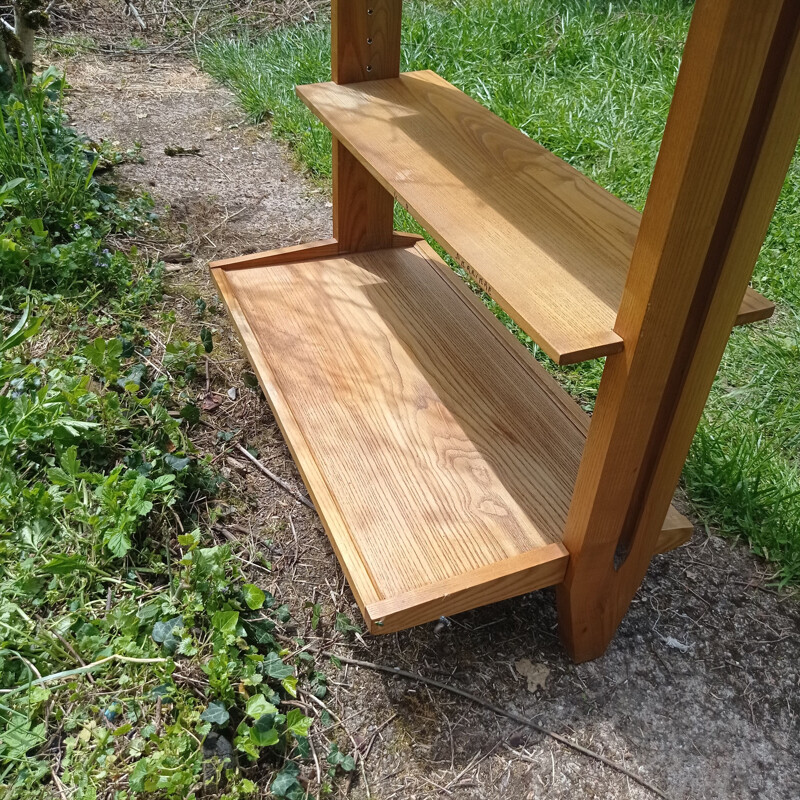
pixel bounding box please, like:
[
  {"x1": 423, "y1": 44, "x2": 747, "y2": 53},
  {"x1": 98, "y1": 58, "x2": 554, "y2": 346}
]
[{"x1": 515, "y1": 659, "x2": 550, "y2": 693}]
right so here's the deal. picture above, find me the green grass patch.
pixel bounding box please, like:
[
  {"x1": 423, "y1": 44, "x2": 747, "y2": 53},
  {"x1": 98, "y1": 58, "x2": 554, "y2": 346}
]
[
  {"x1": 0, "y1": 71, "x2": 355, "y2": 798},
  {"x1": 200, "y1": 0, "x2": 800, "y2": 583}
]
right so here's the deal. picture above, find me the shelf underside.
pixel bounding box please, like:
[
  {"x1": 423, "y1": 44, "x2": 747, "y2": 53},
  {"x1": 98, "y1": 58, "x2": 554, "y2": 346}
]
[
  {"x1": 297, "y1": 70, "x2": 775, "y2": 365},
  {"x1": 212, "y1": 239, "x2": 692, "y2": 634}
]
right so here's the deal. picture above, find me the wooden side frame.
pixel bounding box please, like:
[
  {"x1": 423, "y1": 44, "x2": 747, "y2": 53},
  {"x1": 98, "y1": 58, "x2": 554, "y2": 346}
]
[
  {"x1": 331, "y1": 0, "x2": 403, "y2": 252},
  {"x1": 558, "y1": 0, "x2": 800, "y2": 662}
]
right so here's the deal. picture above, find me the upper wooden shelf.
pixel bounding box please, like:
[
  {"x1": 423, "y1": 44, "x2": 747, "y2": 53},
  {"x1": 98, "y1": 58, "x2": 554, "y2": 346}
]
[
  {"x1": 297, "y1": 70, "x2": 774, "y2": 364},
  {"x1": 212, "y1": 238, "x2": 691, "y2": 634}
]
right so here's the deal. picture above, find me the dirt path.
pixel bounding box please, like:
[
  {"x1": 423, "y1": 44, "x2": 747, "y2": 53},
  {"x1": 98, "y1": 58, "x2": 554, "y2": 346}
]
[{"x1": 65, "y1": 54, "x2": 799, "y2": 800}]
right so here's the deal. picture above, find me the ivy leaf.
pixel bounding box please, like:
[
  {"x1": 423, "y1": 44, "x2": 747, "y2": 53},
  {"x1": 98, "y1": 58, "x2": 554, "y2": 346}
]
[
  {"x1": 281, "y1": 675, "x2": 298, "y2": 698},
  {"x1": 271, "y1": 762, "x2": 301, "y2": 798},
  {"x1": 327, "y1": 743, "x2": 356, "y2": 772},
  {"x1": 164, "y1": 453, "x2": 191, "y2": 471},
  {"x1": 212, "y1": 610, "x2": 239, "y2": 637},
  {"x1": 263, "y1": 652, "x2": 293, "y2": 681},
  {"x1": 285, "y1": 708, "x2": 312, "y2": 739},
  {"x1": 200, "y1": 326, "x2": 213, "y2": 353},
  {"x1": 242, "y1": 583, "x2": 265, "y2": 610},
  {"x1": 245, "y1": 694, "x2": 277, "y2": 719},
  {"x1": 152, "y1": 616, "x2": 183, "y2": 654},
  {"x1": 200, "y1": 702, "x2": 230, "y2": 726},
  {"x1": 250, "y1": 717, "x2": 279, "y2": 747},
  {"x1": 335, "y1": 613, "x2": 360, "y2": 634}
]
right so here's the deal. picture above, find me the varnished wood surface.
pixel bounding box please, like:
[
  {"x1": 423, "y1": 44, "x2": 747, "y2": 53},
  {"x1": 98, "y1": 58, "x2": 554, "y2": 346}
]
[
  {"x1": 331, "y1": 1, "x2": 402, "y2": 253},
  {"x1": 210, "y1": 239, "x2": 341, "y2": 271},
  {"x1": 214, "y1": 240, "x2": 694, "y2": 631},
  {"x1": 332, "y1": 0, "x2": 402, "y2": 85},
  {"x1": 558, "y1": 0, "x2": 800, "y2": 662},
  {"x1": 298, "y1": 71, "x2": 774, "y2": 364}
]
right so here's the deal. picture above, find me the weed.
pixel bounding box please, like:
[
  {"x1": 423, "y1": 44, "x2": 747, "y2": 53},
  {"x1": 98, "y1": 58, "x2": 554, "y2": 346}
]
[{"x1": 0, "y1": 67, "x2": 351, "y2": 799}]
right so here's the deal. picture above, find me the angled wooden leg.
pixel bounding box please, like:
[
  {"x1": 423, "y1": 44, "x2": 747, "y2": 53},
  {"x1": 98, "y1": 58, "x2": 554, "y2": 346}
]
[
  {"x1": 557, "y1": 0, "x2": 800, "y2": 662},
  {"x1": 331, "y1": 0, "x2": 402, "y2": 252}
]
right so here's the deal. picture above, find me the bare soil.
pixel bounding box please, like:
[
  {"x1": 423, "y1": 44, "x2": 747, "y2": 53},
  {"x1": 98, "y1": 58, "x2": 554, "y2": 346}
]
[{"x1": 64, "y1": 54, "x2": 800, "y2": 800}]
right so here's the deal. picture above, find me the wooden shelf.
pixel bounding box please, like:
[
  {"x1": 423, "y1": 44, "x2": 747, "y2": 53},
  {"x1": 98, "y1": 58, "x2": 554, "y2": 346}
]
[
  {"x1": 212, "y1": 238, "x2": 692, "y2": 633},
  {"x1": 297, "y1": 70, "x2": 774, "y2": 365}
]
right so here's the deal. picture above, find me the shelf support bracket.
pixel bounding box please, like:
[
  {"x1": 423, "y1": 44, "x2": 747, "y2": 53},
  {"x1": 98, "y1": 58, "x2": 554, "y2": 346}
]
[
  {"x1": 331, "y1": 0, "x2": 402, "y2": 252},
  {"x1": 558, "y1": 0, "x2": 800, "y2": 662}
]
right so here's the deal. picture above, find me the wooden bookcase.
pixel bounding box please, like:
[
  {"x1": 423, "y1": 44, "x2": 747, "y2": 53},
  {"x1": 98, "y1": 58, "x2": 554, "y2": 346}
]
[{"x1": 211, "y1": 0, "x2": 800, "y2": 661}]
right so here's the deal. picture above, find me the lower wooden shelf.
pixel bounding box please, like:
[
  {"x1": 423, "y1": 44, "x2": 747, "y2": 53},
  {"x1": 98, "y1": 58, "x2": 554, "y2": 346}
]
[{"x1": 211, "y1": 238, "x2": 692, "y2": 634}]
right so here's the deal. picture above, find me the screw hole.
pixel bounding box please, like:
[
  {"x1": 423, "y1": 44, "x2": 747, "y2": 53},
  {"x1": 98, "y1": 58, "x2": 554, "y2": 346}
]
[
  {"x1": 367, "y1": 7, "x2": 373, "y2": 14},
  {"x1": 367, "y1": 37, "x2": 373, "y2": 44},
  {"x1": 366, "y1": 65, "x2": 373, "y2": 72}
]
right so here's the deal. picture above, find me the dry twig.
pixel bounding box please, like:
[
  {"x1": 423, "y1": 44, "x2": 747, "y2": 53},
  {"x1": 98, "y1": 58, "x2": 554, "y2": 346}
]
[
  {"x1": 323, "y1": 652, "x2": 672, "y2": 800},
  {"x1": 234, "y1": 443, "x2": 315, "y2": 510}
]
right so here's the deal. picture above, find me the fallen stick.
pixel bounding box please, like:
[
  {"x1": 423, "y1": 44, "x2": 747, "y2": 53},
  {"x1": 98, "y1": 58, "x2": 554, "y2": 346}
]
[
  {"x1": 323, "y1": 652, "x2": 671, "y2": 800},
  {"x1": 234, "y1": 444, "x2": 315, "y2": 510},
  {"x1": 0, "y1": 655, "x2": 169, "y2": 699}
]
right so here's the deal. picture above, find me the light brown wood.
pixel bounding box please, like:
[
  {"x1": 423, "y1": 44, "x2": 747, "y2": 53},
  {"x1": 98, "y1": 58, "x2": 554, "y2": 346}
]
[
  {"x1": 298, "y1": 71, "x2": 774, "y2": 364},
  {"x1": 210, "y1": 233, "x2": 423, "y2": 272},
  {"x1": 365, "y1": 543, "x2": 569, "y2": 634},
  {"x1": 738, "y1": 286, "x2": 776, "y2": 325},
  {"x1": 332, "y1": 0, "x2": 402, "y2": 85},
  {"x1": 331, "y1": 0, "x2": 401, "y2": 252},
  {"x1": 654, "y1": 507, "x2": 693, "y2": 556},
  {"x1": 210, "y1": 239, "x2": 340, "y2": 271},
  {"x1": 558, "y1": 0, "x2": 800, "y2": 662},
  {"x1": 212, "y1": 239, "x2": 694, "y2": 632}
]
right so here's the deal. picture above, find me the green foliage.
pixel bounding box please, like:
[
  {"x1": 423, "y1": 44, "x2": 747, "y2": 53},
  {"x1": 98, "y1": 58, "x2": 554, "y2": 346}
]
[
  {"x1": 0, "y1": 68, "x2": 159, "y2": 295},
  {"x1": 201, "y1": 0, "x2": 800, "y2": 582},
  {"x1": 0, "y1": 65, "x2": 344, "y2": 799}
]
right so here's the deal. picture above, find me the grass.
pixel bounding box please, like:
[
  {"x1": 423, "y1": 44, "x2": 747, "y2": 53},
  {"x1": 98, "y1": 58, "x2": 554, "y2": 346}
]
[
  {"x1": 0, "y1": 71, "x2": 358, "y2": 798},
  {"x1": 200, "y1": 0, "x2": 800, "y2": 584}
]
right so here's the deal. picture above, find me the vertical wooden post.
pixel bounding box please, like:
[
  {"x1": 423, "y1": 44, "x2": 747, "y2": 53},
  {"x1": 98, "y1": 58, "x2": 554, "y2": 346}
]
[
  {"x1": 557, "y1": 0, "x2": 800, "y2": 662},
  {"x1": 331, "y1": 0, "x2": 402, "y2": 252}
]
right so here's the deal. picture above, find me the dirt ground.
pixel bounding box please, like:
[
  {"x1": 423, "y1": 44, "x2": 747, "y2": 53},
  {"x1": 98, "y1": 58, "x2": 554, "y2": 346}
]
[{"x1": 64, "y1": 55, "x2": 800, "y2": 800}]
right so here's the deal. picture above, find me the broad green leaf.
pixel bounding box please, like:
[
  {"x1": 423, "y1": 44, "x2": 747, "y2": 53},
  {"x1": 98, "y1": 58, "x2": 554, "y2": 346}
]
[
  {"x1": 200, "y1": 702, "x2": 230, "y2": 726},
  {"x1": 39, "y1": 554, "x2": 89, "y2": 575},
  {"x1": 212, "y1": 610, "x2": 239, "y2": 637},
  {"x1": 245, "y1": 694, "x2": 277, "y2": 719},
  {"x1": 242, "y1": 583, "x2": 265, "y2": 610},
  {"x1": 271, "y1": 763, "x2": 301, "y2": 798},
  {"x1": 105, "y1": 528, "x2": 132, "y2": 558},
  {"x1": 285, "y1": 708, "x2": 312, "y2": 739},
  {"x1": 249, "y1": 719, "x2": 279, "y2": 747},
  {"x1": 263, "y1": 652, "x2": 293, "y2": 680}
]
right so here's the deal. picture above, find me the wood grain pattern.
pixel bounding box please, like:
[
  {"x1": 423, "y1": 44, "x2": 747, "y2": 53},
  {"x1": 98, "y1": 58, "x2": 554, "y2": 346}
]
[
  {"x1": 210, "y1": 239, "x2": 340, "y2": 271},
  {"x1": 365, "y1": 543, "x2": 569, "y2": 633},
  {"x1": 210, "y1": 233, "x2": 424, "y2": 272},
  {"x1": 558, "y1": 0, "x2": 800, "y2": 662},
  {"x1": 213, "y1": 240, "x2": 694, "y2": 630},
  {"x1": 297, "y1": 71, "x2": 774, "y2": 363},
  {"x1": 332, "y1": 0, "x2": 402, "y2": 85},
  {"x1": 331, "y1": 1, "x2": 401, "y2": 253}
]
